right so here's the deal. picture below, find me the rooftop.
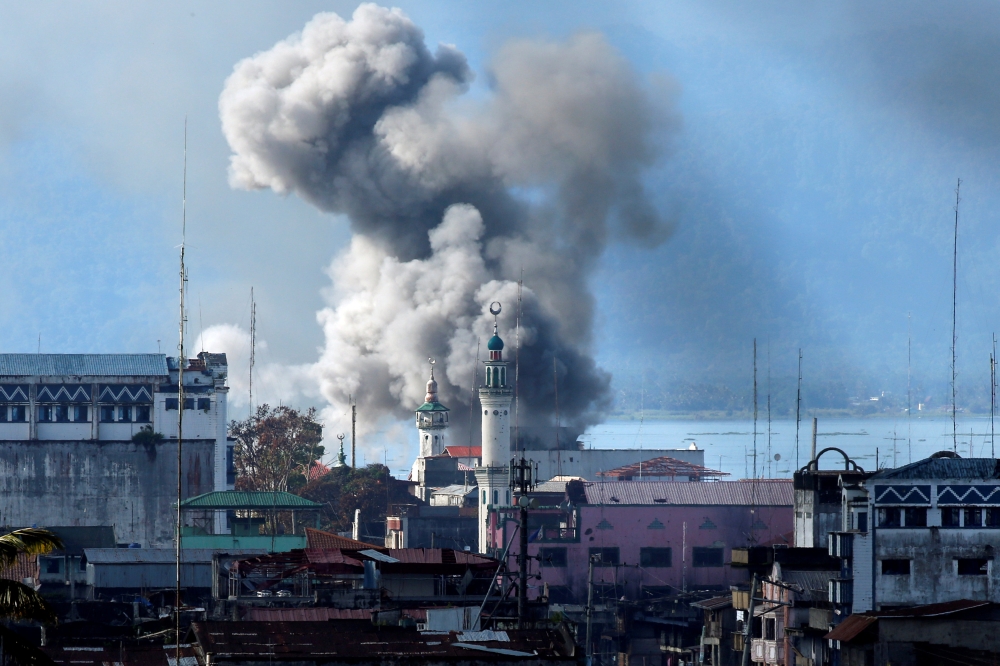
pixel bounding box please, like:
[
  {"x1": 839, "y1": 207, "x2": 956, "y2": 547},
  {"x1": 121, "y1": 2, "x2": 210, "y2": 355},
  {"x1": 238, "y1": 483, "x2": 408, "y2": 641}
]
[
  {"x1": 84, "y1": 548, "x2": 266, "y2": 564},
  {"x1": 582, "y1": 479, "x2": 793, "y2": 506},
  {"x1": 445, "y1": 446, "x2": 481, "y2": 458},
  {"x1": 596, "y1": 455, "x2": 728, "y2": 480},
  {"x1": 873, "y1": 455, "x2": 1000, "y2": 481},
  {"x1": 0, "y1": 354, "x2": 169, "y2": 378},
  {"x1": 305, "y1": 527, "x2": 380, "y2": 549},
  {"x1": 179, "y1": 491, "x2": 322, "y2": 511}
]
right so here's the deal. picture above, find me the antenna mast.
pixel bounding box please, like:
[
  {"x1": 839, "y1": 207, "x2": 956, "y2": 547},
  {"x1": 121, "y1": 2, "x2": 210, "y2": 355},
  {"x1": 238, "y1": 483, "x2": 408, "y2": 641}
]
[
  {"x1": 766, "y1": 342, "x2": 771, "y2": 477},
  {"x1": 795, "y1": 349, "x2": 802, "y2": 470},
  {"x1": 249, "y1": 287, "x2": 256, "y2": 411},
  {"x1": 907, "y1": 313, "x2": 912, "y2": 463},
  {"x1": 469, "y1": 339, "x2": 480, "y2": 448},
  {"x1": 174, "y1": 120, "x2": 188, "y2": 664},
  {"x1": 752, "y1": 339, "x2": 758, "y2": 479},
  {"x1": 554, "y1": 356, "x2": 561, "y2": 478},
  {"x1": 515, "y1": 273, "x2": 522, "y2": 454},
  {"x1": 992, "y1": 333, "x2": 996, "y2": 458},
  {"x1": 952, "y1": 178, "x2": 961, "y2": 452}
]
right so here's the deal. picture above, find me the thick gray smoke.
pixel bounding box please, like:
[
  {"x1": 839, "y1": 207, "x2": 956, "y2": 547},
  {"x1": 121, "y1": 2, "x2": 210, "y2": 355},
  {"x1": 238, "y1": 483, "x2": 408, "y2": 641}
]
[{"x1": 219, "y1": 3, "x2": 671, "y2": 449}]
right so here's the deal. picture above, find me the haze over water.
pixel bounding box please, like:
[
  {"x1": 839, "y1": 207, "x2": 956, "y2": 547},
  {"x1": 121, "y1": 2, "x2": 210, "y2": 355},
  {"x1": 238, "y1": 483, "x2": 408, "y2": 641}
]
[{"x1": 580, "y1": 416, "x2": 997, "y2": 480}]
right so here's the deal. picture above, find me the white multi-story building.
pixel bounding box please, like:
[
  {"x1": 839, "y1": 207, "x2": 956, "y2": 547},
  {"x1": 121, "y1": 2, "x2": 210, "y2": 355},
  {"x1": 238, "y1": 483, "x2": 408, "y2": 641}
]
[
  {"x1": 0, "y1": 352, "x2": 233, "y2": 546},
  {"x1": 473, "y1": 317, "x2": 513, "y2": 554}
]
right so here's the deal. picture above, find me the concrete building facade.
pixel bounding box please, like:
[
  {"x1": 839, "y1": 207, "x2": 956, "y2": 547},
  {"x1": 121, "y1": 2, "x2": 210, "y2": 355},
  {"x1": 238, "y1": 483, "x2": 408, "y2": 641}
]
[{"x1": 0, "y1": 353, "x2": 233, "y2": 547}]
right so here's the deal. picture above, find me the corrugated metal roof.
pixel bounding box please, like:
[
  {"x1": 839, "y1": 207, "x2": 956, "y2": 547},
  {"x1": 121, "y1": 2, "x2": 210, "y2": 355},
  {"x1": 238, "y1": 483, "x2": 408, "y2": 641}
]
[
  {"x1": 305, "y1": 528, "x2": 380, "y2": 549},
  {"x1": 84, "y1": 548, "x2": 266, "y2": 564},
  {"x1": 874, "y1": 599, "x2": 989, "y2": 617},
  {"x1": 874, "y1": 457, "x2": 1000, "y2": 480},
  {"x1": 582, "y1": 480, "x2": 793, "y2": 506},
  {"x1": 432, "y1": 485, "x2": 477, "y2": 497},
  {"x1": 690, "y1": 595, "x2": 732, "y2": 610},
  {"x1": 596, "y1": 456, "x2": 728, "y2": 480},
  {"x1": 824, "y1": 614, "x2": 878, "y2": 642},
  {"x1": 0, "y1": 354, "x2": 168, "y2": 377},
  {"x1": 245, "y1": 608, "x2": 371, "y2": 621},
  {"x1": 445, "y1": 446, "x2": 481, "y2": 457},
  {"x1": 179, "y1": 491, "x2": 322, "y2": 510}
]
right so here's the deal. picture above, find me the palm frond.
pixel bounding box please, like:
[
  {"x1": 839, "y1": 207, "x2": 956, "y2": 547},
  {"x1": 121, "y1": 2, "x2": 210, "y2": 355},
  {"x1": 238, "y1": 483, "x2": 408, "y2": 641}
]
[
  {"x1": 0, "y1": 623, "x2": 57, "y2": 666},
  {"x1": 0, "y1": 580, "x2": 57, "y2": 625},
  {"x1": 0, "y1": 530, "x2": 63, "y2": 571}
]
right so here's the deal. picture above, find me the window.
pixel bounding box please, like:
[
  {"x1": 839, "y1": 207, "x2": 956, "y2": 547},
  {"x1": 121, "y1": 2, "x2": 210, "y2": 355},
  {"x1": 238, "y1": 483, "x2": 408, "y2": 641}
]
[
  {"x1": 73, "y1": 405, "x2": 88, "y2": 422},
  {"x1": 482, "y1": 491, "x2": 487, "y2": 504},
  {"x1": 118, "y1": 406, "x2": 132, "y2": 423},
  {"x1": 197, "y1": 398, "x2": 210, "y2": 411},
  {"x1": 44, "y1": 558, "x2": 60, "y2": 574},
  {"x1": 0, "y1": 406, "x2": 7, "y2": 423},
  {"x1": 589, "y1": 547, "x2": 619, "y2": 566},
  {"x1": 539, "y1": 547, "x2": 568, "y2": 568},
  {"x1": 100, "y1": 405, "x2": 115, "y2": 422},
  {"x1": 881, "y1": 559, "x2": 911, "y2": 575},
  {"x1": 957, "y1": 558, "x2": 989, "y2": 575},
  {"x1": 857, "y1": 511, "x2": 868, "y2": 533},
  {"x1": 640, "y1": 547, "x2": 673, "y2": 567},
  {"x1": 941, "y1": 507, "x2": 961, "y2": 527},
  {"x1": 692, "y1": 547, "x2": 724, "y2": 568},
  {"x1": 764, "y1": 617, "x2": 776, "y2": 641},
  {"x1": 964, "y1": 508, "x2": 983, "y2": 528},
  {"x1": 878, "y1": 507, "x2": 901, "y2": 527},
  {"x1": 493, "y1": 490, "x2": 498, "y2": 505},
  {"x1": 183, "y1": 398, "x2": 195, "y2": 410},
  {"x1": 904, "y1": 508, "x2": 927, "y2": 527},
  {"x1": 37, "y1": 405, "x2": 52, "y2": 422},
  {"x1": 10, "y1": 406, "x2": 25, "y2": 422},
  {"x1": 226, "y1": 446, "x2": 236, "y2": 485},
  {"x1": 165, "y1": 398, "x2": 179, "y2": 411},
  {"x1": 134, "y1": 405, "x2": 150, "y2": 423},
  {"x1": 987, "y1": 508, "x2": 1000, "y2": 527},
  {"x1": 54, "y1": 405, "x2": 69, "y2": 422},
  {"x1": 78, "y1": 556, "x2": 87, "y2": 572}
]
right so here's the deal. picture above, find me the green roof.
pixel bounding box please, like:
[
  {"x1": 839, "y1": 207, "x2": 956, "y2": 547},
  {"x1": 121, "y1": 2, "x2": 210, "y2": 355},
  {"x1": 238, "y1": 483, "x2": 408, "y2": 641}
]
[
  {"x1": 487, "y1": 334, "x2": 504, "y2": 351},
  {"x1": 416, "y1": 401, "x2": 450, "y2": 412},
  {"x1": 179, "y1": 491, "x2": 322, "y2": 510}
]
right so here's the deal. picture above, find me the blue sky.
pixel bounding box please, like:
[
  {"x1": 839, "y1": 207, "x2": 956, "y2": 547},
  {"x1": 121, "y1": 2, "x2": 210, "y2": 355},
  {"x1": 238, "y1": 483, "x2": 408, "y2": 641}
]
[{"x1": 2, "y1": 1, "x2": 1000, "y2": 428}]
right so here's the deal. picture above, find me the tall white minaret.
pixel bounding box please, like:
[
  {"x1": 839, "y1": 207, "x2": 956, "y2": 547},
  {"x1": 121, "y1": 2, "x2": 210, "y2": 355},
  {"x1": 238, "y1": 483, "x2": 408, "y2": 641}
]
[
  {"x1": 474, "y1": 303, "x2": 514, "y2": 554},
  {"x1": 416, "y1": 360, "x2": 449, "y2": 458}
]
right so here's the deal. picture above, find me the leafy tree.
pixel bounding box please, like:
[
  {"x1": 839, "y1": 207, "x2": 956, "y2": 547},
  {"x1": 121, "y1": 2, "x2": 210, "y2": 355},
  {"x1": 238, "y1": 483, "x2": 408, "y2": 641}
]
[
  {"x1": 0, "y1": 528, "x2": 63, "y2": 666},
  {"x1": 131, "y1": 425, "x2": 164, "y2": 446},
  {"x1": 298, "y1": 464, "x2": 417, "y2": 535},
  {"x1": 230, "y1": 405, "x2": 324, "y2": 492}
]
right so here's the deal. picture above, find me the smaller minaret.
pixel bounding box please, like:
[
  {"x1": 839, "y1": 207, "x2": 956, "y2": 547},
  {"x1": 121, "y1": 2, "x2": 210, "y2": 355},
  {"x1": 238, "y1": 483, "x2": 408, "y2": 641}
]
[{"x1": 416, "y1": 359, "x2": 449, "y2": 458}]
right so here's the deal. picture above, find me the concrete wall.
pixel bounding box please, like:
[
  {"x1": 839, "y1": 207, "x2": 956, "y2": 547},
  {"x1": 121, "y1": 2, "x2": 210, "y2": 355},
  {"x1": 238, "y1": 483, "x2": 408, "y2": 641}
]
[
  {"x1": 0, "y1": 439, "x2": 216, "y2": 547},
  {"x1": 532, "y1": 448, "x2": 706, "y2": 482}
]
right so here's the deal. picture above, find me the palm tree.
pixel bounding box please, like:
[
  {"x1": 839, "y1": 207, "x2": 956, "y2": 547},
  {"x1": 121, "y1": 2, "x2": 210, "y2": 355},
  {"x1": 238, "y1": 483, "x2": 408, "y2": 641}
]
[{"x1": 0, "y1": 528, "x2": 63, "y2": 666}]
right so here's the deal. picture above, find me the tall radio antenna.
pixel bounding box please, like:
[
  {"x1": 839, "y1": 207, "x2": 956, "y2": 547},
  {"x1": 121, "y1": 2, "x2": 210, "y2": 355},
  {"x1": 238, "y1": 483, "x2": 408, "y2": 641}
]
[
  {"x1": 907, "y1": 313, "x2": 912, "y2": 463},
  {"x1": 795, "y1": 348, "x2": 802, "y2": 470},
  {"x1": 249, "y1": 287, "x2": 256, "y2": 411},
  {"x1": 951, "y1": 178, "x2": 961, "y2": 453},
  {"x1": 174, "y1": 119, "x2": 188, "y2": 666},
  {"x1": 752, "y1": 339, "x2": 758, "y2": 479},
  {"x1": 514, "y1": 271, "x2": 522, "y2": 453}
]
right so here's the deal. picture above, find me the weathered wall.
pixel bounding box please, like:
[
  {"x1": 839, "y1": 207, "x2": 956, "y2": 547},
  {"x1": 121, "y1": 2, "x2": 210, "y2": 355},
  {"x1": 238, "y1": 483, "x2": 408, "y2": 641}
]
[{"x1": 0, "y1": 439, "x2": 216, "y2": 547}]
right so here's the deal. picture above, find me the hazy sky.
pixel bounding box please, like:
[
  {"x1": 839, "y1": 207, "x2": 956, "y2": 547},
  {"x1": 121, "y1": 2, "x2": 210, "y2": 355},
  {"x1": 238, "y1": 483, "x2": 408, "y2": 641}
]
[{"x1": 2, "y1": 2, "x2": 1000, "y2": 466}]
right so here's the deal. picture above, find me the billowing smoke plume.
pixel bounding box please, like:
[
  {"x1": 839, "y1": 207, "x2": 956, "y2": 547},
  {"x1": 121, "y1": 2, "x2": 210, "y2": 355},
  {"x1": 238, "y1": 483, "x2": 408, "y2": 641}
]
[{"x1": 219, "y1": 3, "x2": 672, "y2": 450}]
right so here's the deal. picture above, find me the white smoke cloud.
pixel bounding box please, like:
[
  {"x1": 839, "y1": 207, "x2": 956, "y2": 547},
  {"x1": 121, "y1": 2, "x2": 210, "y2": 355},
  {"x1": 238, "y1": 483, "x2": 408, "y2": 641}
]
[{"x1": 218, "y1": 3, "x2": 672, "y2": 456}]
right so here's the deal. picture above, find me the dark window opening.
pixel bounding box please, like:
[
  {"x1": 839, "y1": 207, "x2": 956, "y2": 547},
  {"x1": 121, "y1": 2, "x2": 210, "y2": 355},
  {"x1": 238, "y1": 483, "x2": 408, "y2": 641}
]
[
  {"x1": 987, "y1": 508, "x2": 1000, "y2": 527},
  {"x1": 183, "y1": 398, "x2": 195, "y2": 410},
  {"x1": 904, "y1": 508, "x2": 927, "y2": 527},
  {"x1": 764, "y1": 617, "x2": 776, "y2": 641},
  {"x1": 78, "y1": 556, "x2": 87, "y2": 572},
  {"x1": 589, "y1": 547, "x2": 619, "y2": 566},
  {"x1": 100, "y1": 405, "x2": 115, "y2": 422},
  {"x1": 37, "y1": 405, "x2": 52, "y2": 422},
  {"x1": 957, "y1": 558, "x2": 989, "y2": 575},
  {"x1": 54, "y1": 405, "x2": 69, "y2": 422},
  {"x1": 881, "y1": 559, "x2": 911, "y2": 575},
  {"x1": 539, "y1": 547, "x2": 568, "y2": 568},
  {"x1": 0, "y1": 406, "x2": 7, "y2": 423},
  {"x1": 134, "y1": 405, "x2": 150, "y2": 422},
  {"x1": 878, "y1": 507, "x2": 901, "y2": 527},
  {"x1": 10, "y1": 406, "x2": 25, "y2": 422},
  {"x1": 44, "y1": 558, "x2": 60, "y2": 574},
  {"x1": 857, "y1": 511, "x2": 868, "y2": 533},
  {"x1": 965, "y1": 508, "x2": 983, "y2": 528},
  {"x1": 73, "y1": 405, "x2": 88, "y2": 422},
  {"x1": 197, "y1": 398, "x2": 210, "y2": 411},
  {"x1": 693, "y1": 547, "x2": 724, "y2": 568},
  {"x1": 640, "y1": 547, "x2": 673, "y2": 567},
  {"x1": 941, "y1": 507, "x2": 961, "y2": 527},
  {"x1": 118, "y1": 406, "x2": 132, "y2": 423},
  {"x1": 226, "y1": 446, "x2": 236, "y2": 485},
  {"x1": 165, "y1": 398, "x2": 179, "y2": 411}
]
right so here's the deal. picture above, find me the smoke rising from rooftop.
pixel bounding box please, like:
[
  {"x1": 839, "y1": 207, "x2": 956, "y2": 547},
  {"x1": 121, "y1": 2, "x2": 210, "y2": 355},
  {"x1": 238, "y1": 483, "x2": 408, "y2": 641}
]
[{"x1": 219, "y1": 3, "x2": 673, "y2": 451}]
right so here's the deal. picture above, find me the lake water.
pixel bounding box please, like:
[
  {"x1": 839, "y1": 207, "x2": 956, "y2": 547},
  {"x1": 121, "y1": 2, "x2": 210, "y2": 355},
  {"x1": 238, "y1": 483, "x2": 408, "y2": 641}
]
[{"x1": 578, "y1": 415, "x2": 1000, "y2": 479}]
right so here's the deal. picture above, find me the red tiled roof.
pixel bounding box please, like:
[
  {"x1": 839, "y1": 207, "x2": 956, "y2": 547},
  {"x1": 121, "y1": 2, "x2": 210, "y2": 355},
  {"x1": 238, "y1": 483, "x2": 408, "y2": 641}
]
[
  {"x1": 596, "y1": 455, "x2": 728, "y2": 480},
  {"x1": 0, "y1": 553, "x2": 37, "y2": 582},
  {"x1": 583, "y1": 479, "x2": 793, "y2": 506},
  {"x1": 445, "y1": 446, "x2": 481, "y2": 458},
  {"x1": 691, "y1": 595, "x2": 732, "y2": 611},
  {"x1": 245, "y1": 607, "x2": 370, "y2": 621},
  {"x1": 825, "y1": 615, "x2": 878, "y2": 642},
  {"x1": 305, "y1": 527, "x2": 379, "y2": 549}
]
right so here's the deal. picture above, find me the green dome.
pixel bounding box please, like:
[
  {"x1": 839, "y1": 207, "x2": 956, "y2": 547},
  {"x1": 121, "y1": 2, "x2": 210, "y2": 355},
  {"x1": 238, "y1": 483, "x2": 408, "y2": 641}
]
[{"x1": 487, "y1": 334, "x2": 504, "y2": 351}]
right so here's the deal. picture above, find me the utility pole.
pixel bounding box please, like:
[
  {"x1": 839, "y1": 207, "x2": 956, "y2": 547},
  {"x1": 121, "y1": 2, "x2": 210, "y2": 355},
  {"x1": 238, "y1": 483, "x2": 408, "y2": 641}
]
[
  {"x1": 741, "y1": 574, "x2": 758, "y2": 666},
  {"x1": 585, "y1": 554, "x2": 596, "y2": 666},
  {"x1": 811, "y1": 418, "x2": 818, "y2": 463},
  {"x1": 795, "y1": 349, "x2": 802, "y2": 470},
  {"x1": 510, "y1": 455, "x2": 536, "y2": 629},
  {"x1": 351, "y1": 403, "x2": 357, "y2": 469}
]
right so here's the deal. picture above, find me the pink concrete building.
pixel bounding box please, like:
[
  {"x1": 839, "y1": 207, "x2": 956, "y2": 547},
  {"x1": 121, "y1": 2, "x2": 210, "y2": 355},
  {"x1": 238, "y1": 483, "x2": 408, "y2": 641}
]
[{"x1": 491, "y1": 479, "x2": 794, "y2": 603}]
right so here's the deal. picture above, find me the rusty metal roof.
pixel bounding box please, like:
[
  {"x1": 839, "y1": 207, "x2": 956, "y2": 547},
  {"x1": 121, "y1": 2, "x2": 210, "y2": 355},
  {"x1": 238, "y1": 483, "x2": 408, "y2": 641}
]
[
  {"x1": 690, "y1": 595, "x2": 732, "y2": 610},
  {"x1": 582, "y1": 479, "x2": 793, "y2": 506},
  {"x1": 245, "y1": 608, "x2": 371, "y2": 621},
  {"x1": 0, "y1": 354, "x2": 169, "y2": 377},
  {"x1": 824, "y1": 614, "x2": 878, "y2": 642},
  {"x1": 445, "y1": 446, "x2": 481, "y2": 458},
  {"x1": 873, "y1": 599, "x2": 990, "y2": 617},
  {"x1": 43, "y1": 645, "x2": 197, "y2": 666},
  {"x1": 305, "y1": 527, "x2": 380, "y2": 549},
  {"x1": 596, "y1": 456, "x2": 728, "y2": 480}
]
